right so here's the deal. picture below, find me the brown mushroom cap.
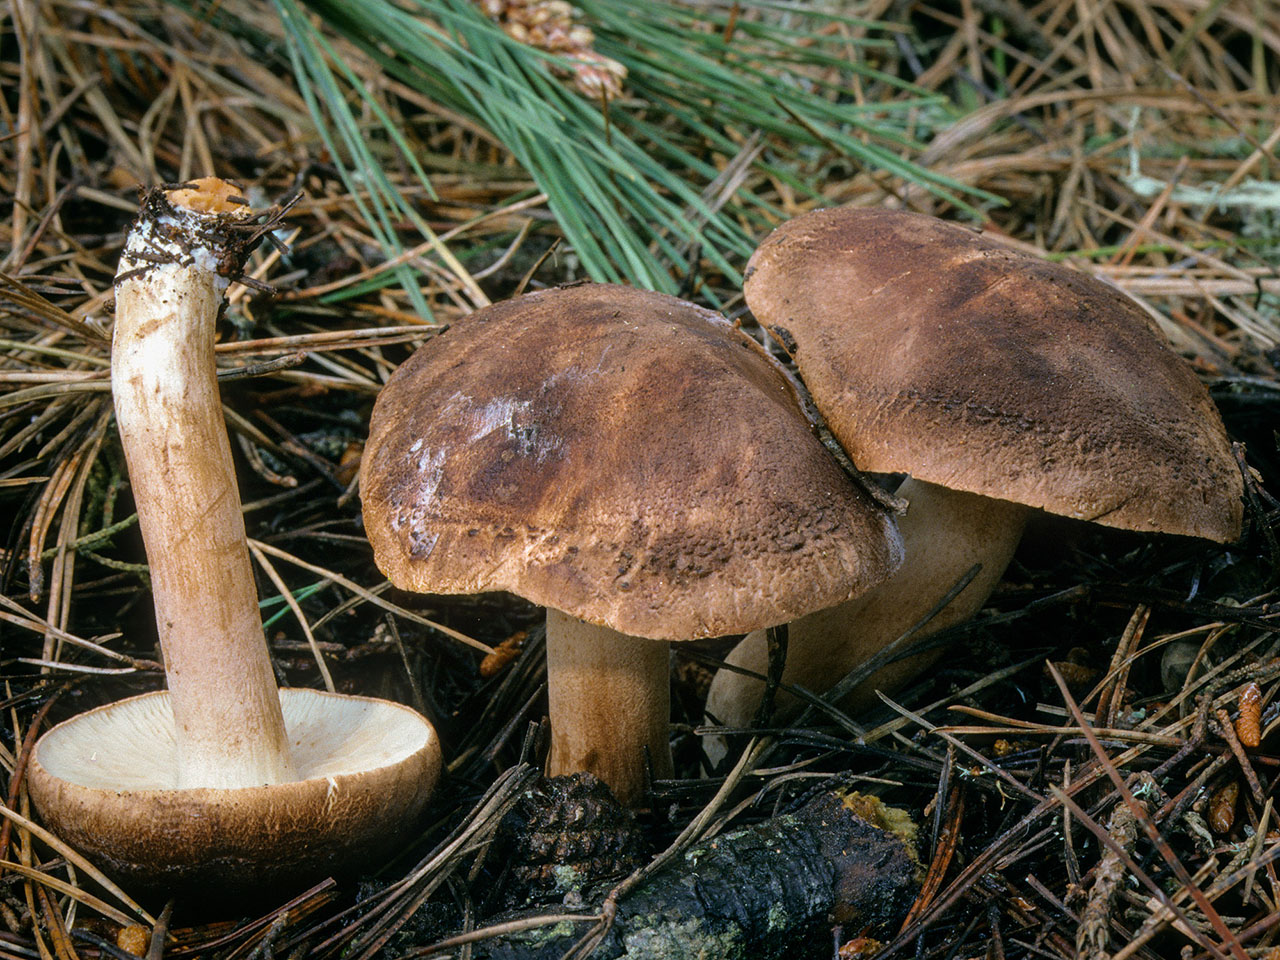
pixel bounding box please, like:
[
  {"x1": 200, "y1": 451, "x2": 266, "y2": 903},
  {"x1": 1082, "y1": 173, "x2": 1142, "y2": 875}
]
[
  {"x1": 27, "y1": 689, "x2": 441, "y2": 894},
  {"x1": 744, "y1": 207, "x2": 1242, "y2": 542},
  {"x1": 362, "y1": 283, "x2": 901, "y2": 640}
]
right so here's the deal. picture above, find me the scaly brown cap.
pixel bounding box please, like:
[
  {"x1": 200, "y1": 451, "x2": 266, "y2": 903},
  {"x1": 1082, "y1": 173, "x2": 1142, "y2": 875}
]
[
  {"x1": 744, "y1": 207, "x2": 1242, "y2": 542},
  {"x1": 361, "y1": 283, "x2": 902, "y2": 640}
]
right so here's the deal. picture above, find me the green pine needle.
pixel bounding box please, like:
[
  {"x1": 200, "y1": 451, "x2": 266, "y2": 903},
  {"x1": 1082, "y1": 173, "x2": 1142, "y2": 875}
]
[{"x1": 227, "y1": 0, "x2": 995, "y2": 301}]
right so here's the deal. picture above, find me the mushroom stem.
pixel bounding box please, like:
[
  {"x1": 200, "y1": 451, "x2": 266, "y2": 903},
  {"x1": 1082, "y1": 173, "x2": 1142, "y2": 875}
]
[
  {"x1": 112, "y1": 180, "x2": 296, "y2": 789},
  {"x1": 706, "y1": 479, "x2": 1028, "y2": 730},
  {"x1": 545, "y1": 609, "x2": 672, "y2": 805}
]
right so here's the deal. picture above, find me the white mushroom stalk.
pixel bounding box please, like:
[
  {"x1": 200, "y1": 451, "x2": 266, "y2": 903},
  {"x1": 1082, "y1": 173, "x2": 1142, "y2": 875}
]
[
  {"x1": 25, "y1": 180, "x2": 441, "y2": 896},
  {"x1": 544, "y1": 611, "x2": 672, "y2": 804},
  {"x1": 112, "y1": 178, "x2": 295, "y2": 788},
  {"x1": 706, "y1": 478, "x2": 1028, "y2": 730}
]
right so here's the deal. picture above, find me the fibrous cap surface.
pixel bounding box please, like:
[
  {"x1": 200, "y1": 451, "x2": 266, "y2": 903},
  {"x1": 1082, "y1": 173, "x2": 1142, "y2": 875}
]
[
  {"x1": 362, "y1": 283, "x2": 902, "y2": 640},
  {"x1": 744, "y1": 207, "x2": 1242, "y2": 541}
]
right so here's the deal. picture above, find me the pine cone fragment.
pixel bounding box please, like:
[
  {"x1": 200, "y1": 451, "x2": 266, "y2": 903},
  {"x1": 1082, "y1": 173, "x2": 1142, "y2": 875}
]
[
  {"x1": 477, "y1": 0, "x2": 627, "y2": 99},
  {"x1": 494, "y1": 772, "x2": 649, "y2": 907}
]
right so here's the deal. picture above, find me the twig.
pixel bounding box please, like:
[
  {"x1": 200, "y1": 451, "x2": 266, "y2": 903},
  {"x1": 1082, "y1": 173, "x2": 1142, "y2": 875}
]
[{"x1": 1077, "y1": 800, "x2": 1141, "y2": 960}]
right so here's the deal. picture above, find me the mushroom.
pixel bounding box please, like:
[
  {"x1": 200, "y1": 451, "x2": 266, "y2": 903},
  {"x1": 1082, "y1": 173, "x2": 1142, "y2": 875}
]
[
  {"x1": 27, "y1": 179, "x2": 441, "y2": 894},
  {"x1": 359, "y1": 283, "x2": 902, "y2": 804},
  {"x1": 707, "y1": 206, "x2": 1243, "y2": 727}
]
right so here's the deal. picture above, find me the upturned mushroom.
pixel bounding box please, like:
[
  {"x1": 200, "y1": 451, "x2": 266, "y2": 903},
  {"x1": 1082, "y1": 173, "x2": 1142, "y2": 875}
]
[
  {"x1": 360, "y1": 283, "x2": 902, "y2": 804},
  {"x1": 707, "y1": 206, "x2": 1242, "y2": 727},
  {"x1": 27, "y1": 179, "x2": 441, "y2": 894}
]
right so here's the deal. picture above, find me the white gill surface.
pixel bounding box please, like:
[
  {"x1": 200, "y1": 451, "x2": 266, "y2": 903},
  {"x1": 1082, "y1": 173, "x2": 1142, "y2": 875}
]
[{"x1": 35, "y1": 690, "x2": 432, "y2": 791}]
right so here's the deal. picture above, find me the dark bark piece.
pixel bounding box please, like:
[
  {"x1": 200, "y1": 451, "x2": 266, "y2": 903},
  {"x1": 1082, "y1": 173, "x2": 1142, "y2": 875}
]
[{"x1": 471, "y1": 790, "x2": 920, "y2": 960}]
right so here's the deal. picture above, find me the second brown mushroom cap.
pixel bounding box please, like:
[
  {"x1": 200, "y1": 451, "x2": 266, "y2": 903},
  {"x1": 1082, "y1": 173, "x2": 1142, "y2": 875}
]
[
  {"x1": 707, "y1": 206, "x2": 1243, "y2": 730},
  {"x1": 361, "y1": 283, "x2": 902, "y2": 803}
]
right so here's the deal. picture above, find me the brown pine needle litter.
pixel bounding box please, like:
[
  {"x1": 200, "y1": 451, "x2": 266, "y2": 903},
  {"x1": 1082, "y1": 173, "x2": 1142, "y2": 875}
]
[{"x1": 2, "y1": 0, "x2": 1280, "y2": 958}]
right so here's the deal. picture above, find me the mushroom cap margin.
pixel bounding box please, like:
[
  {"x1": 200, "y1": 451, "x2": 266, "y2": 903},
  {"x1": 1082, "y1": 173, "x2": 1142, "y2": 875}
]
[{"x1": 27, "y1": 689, "x2": 441, "y2": 895}]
